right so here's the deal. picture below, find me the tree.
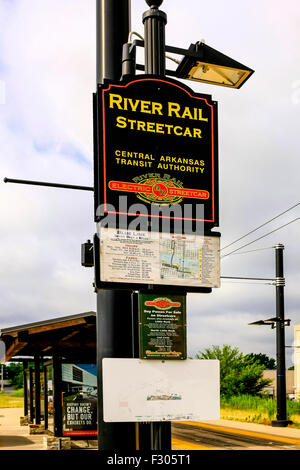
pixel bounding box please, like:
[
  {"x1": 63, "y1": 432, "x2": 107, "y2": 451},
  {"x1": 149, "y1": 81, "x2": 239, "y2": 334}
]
[
  {"x1": 245, "y1": 353, "x2": 276, "y2": 370},
  {"x1": 5, "y1": 363, "x2": 23, "y2": 389},
  {"x1": 195, "y1": 345, "x2": 271, "y2": 397}
]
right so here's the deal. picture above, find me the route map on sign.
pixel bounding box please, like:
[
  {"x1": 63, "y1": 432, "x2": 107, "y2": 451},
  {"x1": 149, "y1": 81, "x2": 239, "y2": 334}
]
[
  {"x1": 99, "y1": 228, "x2": 220, "y2": 288},
  {"x1": 160, "y1": 239, "x2": 200, "y2": 280}
]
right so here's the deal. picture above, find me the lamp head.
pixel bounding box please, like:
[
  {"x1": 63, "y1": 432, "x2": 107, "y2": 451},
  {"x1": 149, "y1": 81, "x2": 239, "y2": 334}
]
[
  {"x1": 176, "y1": 42, "x2": 254, "y2": 89},
  {"x1": 145, "y1": 0, "x2": 164, "y2": 8}
]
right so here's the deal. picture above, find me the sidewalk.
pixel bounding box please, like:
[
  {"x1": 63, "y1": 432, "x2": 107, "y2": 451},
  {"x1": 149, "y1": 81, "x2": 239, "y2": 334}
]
[
  {"x1": 197, "y1": 418, "x2": 300, "y2": 441},
  {"x1": 0, "y1": 408, "x2": 45, "y2": 450},
  {"x1": 1, "y1": 407, "x2": 300, "y2": 451}
]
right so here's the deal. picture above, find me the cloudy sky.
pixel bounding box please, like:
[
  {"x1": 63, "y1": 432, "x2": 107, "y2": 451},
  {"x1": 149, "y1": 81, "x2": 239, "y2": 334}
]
[{"x1": 0, "y1": 0, "x2": 299, "y2": 367}]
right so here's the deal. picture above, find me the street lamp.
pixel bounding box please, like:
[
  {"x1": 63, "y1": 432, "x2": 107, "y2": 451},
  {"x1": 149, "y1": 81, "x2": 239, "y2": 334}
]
[
  {"x1": 123, "y1": 39, "x2": 254, "y2": 89},
  {"x1": 249, "y1": 317, "x2": 291, "y2": 330},
  {"x1": 249, "y1": 315, "x2": 292, "y2": 427},
  {"x1": 249, "y1": 244, "x2": 292, "y2": 427},
  {"x1": 123, "y1": 11, "x2": 254, "y2": 90},
  {"x1": 175, "y1": 42, "x2": 254, "y2": 89}
]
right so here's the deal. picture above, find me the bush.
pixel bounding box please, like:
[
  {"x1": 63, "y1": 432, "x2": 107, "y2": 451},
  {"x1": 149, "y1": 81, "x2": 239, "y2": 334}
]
[
  {"x1": 195, "y1": 345, "x2": 271, "y2": 397},
  {"x1": 5, "y1": 362, "x2": 23, "y2": 390}
]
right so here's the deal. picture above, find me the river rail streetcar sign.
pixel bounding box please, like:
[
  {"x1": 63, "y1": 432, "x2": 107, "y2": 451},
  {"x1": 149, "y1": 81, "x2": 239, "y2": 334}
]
[
  {"x1": 94, "y1": 75, "x2": 219, "y2": 228},
  {"x1": 139, "y1": 293, "x2": 187, "y2": 360}
]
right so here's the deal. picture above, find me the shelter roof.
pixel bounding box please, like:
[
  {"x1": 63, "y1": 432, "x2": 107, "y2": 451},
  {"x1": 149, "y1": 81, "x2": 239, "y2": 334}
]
[{"x1": 0, "y1": 311, "x2": 96, "y2": 361}]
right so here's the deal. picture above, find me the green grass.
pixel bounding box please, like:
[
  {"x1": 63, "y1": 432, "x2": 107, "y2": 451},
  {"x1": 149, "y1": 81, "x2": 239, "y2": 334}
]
[
  {"x1": 221, "y1": 394, "x2": 300, "y2": 427},
  {"x1": 10, "y1": 389, "x2": 24, "y2": 397},
  {"x1": 0, "y1": 391, "x2": 24, "y2": 408}
]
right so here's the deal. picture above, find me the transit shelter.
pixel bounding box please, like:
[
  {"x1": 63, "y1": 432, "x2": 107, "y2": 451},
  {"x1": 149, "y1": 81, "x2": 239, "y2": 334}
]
[{"x1": 0, "y1": 311, "x2": 97, "y2": 438}]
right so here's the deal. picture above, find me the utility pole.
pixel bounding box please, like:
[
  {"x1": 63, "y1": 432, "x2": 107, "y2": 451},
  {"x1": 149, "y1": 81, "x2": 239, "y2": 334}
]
[
  {"x1": 272, "y1": 243, "x2": 291, "y2": 427},
  {"x1": 34, "y1": 354, "x2": 41, "y2": 425},
  {"x1": 0, "y1": 364, "x2": 4, "y2": 392},
  {"x1": 142, "y1": 0, "x2": 171, "y2": 450},
  {"x1": 143, "y1": 0, "x2": 167, "y2": 76},
  {"x1": 248, "y1": 244, "x2": 292, "y2": 426},
  {"x1": 95, "y1": 0, "x2": 136, "y2": 451}
]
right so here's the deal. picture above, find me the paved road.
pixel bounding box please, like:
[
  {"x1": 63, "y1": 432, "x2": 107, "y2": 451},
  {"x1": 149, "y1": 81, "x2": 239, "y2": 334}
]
[
  {"x1": 2, "y1": 380, "x2": 16, "y2": 394},
  {"x1": 172, "y1": 422, "x2": 300, "y2": 450},
  {"x1": 0, "y1": 408, "x2": 45, "y2": 451}
]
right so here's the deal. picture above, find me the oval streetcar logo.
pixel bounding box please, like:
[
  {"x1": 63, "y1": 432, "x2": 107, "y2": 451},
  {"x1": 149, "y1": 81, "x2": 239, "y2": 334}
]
[{"x1": 145, "y1": 297, "x2": 181, "y2": 310}]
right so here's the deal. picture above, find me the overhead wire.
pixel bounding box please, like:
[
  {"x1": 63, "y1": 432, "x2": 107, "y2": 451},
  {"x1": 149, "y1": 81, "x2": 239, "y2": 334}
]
[
  {"x1": 225, "y1": 246, "x2": 275, "y2": 256},
  {"x1": 221, "y1": 202, "x2": 300, "y2": 252},
  {"x1": 221, "y1": 281, "x2": 275, "y2": 286},
  {"x1": 221, "y1": 217, "x2": 300, "y2": 259}
]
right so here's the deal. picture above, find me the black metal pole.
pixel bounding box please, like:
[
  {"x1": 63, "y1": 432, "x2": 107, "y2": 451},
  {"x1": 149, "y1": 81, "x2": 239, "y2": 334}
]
[
  {"x1": 34, "y1": 355, "x2": 41, "y2": 425},
  {"x1": 95, "y1": 0, "x2": 136, "y2": 451},
  {"x1": 23, "y1": 360, "x2": 28, "y2": 418},
  {"x1": 29, "y1": 367, "x2": 34, "y2": 424},
  {"x1": 3, "y1": 177, "x2": 93, "y2": 192},
  {"x1": 96, "y1": 0, "x2": 131, "y2": 84},
  {"x1": 141, "y1": 0, "x2": 171, "y2": 451},
  {"x1": 272, "y1": 244, "x2": 291, "y2": 427},
  {"x1": 44, "y1": 365, "x2": 48, "y2": 431},
  {"x1": 143, "y1": 0, "x2": 167, "y2": 75},
  {"x1": 0, "y1": 364, "x2": 3, "y2": 393},
  {"x1": 122, "y1": 43, "x2": 136, "y2": 78},
  {"x1": 96, "y1": 291, "x2": 136, "y2": 450},
  {"x1": 131, "y1": 292, "x2": 152, "y2": 451},
  {"x1": 53, "y1": 351, "x2": 63, "y2": 437}
]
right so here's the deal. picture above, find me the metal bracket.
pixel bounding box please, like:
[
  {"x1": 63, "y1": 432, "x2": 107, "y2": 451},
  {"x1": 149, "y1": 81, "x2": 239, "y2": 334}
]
[
  {"x1": 270, "y1": 318, "x2": 291, "y2": 329},
  {"x1": 275, "y1": 277, "x2": 285, "y2": 287},
  {"x1": 130, "y1": 39, "x2": 202, "y2": 78},
  {"x1": 249, "y1": 317, "x2": 291, "y2": 329}
]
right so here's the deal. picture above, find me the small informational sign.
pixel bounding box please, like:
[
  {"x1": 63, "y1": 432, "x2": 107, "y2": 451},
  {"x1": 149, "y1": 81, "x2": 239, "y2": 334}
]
[
  {"x1": 61, "y1": 364, "x2": 97, "y2": 437},
  {"x1": 102, "y1": 359, "x2": 220, "y2": 423},
  {"x1": 98, "y1": 227, "x2": 220, "y2": 288},
  {"x1": 94, "y1": 75, "x2": 218, "y2": 228},
  {"x1": 139, "y1": 293, "x2": 186, "y2": 360}
]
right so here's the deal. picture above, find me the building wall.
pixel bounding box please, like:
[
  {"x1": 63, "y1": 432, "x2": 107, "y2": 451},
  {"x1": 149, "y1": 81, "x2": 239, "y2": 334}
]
[
  {"x1": 263, "y1": 370, "x2": 294, "y2": 397},
  {"x1": 61, "y1": 364, "x2": 97, "y2": 388},
  {"x1": 294, "y1": 324, "x2": 300, "y2": 397}
]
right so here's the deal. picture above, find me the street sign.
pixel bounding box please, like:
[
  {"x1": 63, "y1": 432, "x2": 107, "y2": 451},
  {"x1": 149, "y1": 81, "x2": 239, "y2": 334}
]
[
  {"x1": 94, "y1": 75, "x2": 218, "y2": 229},
  {"x1": 102, "y1": 358, "x2": 220, "y2": 422},
  {"x1": 139, "y1": 292, "x2": 187, "y2": 360},
  {"x1": 94, "y1": 228, "x2": 220, "y2": 291}
]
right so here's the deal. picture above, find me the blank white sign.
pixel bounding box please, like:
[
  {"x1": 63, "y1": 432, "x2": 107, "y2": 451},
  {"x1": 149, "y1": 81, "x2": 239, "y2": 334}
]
[{"x1": 102, "y1": 359, "x2": 220, "y2": 422}]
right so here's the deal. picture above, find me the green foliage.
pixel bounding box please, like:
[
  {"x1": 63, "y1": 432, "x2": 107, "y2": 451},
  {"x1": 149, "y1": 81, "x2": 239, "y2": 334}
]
[
  {"x1": 4, "y1": 362, "x2": 23, "y2": 390},
  {"x1": 195, "y1": 345, "x2": 271, "y2": 397},
  {"x1": 11, "y1": 389, "x2": 24, "y2": 397},
  {"x1": 221, "y1": 394, "x2": 276, "y2": 413},
  {"x1": 245, "y1": 353, "x2": 276, "y2": 370},
  {"x1": 221, "y1": 393, "x2": 300, "y2": 424}
]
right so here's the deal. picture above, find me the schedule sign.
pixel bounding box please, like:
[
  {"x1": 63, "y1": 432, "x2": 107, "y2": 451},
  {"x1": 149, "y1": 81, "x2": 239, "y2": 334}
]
[
  {"x1": 139, "y1": 293, "x2": 187, "y2": 360},
  {"x1": 97, "y1": 227, "x2": 220, "y2": 289},
  {"x1": 94, "y1": 76, "x2": 218, "y2": 228}
]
